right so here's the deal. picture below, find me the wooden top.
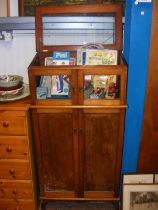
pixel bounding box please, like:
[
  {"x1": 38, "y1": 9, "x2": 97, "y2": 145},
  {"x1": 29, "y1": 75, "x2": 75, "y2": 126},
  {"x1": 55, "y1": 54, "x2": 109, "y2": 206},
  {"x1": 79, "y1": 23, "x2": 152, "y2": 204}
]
[{"x1": 0, "y1": 97, "x2": 31, "y2": 111}]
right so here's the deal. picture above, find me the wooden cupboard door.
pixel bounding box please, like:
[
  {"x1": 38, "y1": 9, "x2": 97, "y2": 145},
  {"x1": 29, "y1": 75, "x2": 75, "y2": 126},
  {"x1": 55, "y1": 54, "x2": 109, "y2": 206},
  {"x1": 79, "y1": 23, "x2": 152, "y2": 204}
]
[
  {"x1": 82, "y1": 109, "x2": 121, "y2": 198},
  {"x1": 38, "y1": 109, "x2": 77, "y2": 198}
]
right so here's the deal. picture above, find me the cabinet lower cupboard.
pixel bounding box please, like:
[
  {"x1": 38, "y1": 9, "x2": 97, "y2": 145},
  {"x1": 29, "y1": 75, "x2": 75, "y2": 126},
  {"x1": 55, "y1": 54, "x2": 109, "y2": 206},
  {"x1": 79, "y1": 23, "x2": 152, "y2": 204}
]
[
  {"x1": 0, "y1": 100, "x2": 38, "y2": 210},
  {"x1": 32, "y1": 108, "x2": 125, "y2": 200},
  {"x1": 28, "y1": 3, "x2": 127, "y2": 206}
]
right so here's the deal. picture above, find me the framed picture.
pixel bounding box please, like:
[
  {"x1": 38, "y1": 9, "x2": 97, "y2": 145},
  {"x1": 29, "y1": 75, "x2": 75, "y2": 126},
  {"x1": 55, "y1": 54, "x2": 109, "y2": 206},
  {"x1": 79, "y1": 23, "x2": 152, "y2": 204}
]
[
  {"x1": 123, "y1": 174, "x2": 154, "y2": 184},
  {"x1": 154, "y1": 173, "x2": 158, "y2": 183},
  {"x1": 123, "y1": 184, "x2": 158, "y2": 210},
  {"x1": 0, "y1": 0, "x2": 9, "y2": 17}
]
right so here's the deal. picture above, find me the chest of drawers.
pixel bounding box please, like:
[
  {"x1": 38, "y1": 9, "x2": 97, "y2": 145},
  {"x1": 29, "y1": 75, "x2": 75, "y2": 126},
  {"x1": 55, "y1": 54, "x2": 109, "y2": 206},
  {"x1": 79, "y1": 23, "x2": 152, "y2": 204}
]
[{"x1": 0, "y1": 99, "x2": 37, "y2": 210}]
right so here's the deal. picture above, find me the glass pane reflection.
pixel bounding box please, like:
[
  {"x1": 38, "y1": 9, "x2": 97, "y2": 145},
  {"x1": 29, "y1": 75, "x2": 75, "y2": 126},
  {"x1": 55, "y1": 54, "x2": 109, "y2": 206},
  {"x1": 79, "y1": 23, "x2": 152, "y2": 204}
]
[
  {"x1": 84, "y1": 75, "x2": 120, "y2": 100},
  {"x1": 36, "y1": 75, "x2": 71, "y2": 99}
]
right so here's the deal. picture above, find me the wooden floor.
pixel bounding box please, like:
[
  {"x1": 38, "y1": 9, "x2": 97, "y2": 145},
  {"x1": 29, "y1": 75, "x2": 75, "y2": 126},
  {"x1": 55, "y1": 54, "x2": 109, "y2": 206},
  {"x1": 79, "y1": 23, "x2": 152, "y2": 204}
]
[{"x1": 44, "y1": 201, "x2": 119, "y2": 210}]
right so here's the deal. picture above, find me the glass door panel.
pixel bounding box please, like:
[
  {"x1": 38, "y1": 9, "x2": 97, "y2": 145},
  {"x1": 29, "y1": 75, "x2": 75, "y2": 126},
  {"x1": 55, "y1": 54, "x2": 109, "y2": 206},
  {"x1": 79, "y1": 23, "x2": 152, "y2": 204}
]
[
  {"x1": 84, "y1": 75, "x2": 120, "y2": 100},
  {"x1": 36, "y1": 74, "x2": 71, "y2": 100},
  {"x1": 42, "y1": 15, "x2": 115, "y2": 47}
]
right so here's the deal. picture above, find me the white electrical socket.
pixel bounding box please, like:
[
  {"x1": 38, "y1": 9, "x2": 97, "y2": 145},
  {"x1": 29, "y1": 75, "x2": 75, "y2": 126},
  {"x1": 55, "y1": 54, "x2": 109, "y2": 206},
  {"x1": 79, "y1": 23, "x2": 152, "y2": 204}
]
[
  {"x1": 135, "y1": 0, "x2": 152, "y2": 5},
  {"x1": 1, "y1": 30, "x2": 13, "y2": 41}
]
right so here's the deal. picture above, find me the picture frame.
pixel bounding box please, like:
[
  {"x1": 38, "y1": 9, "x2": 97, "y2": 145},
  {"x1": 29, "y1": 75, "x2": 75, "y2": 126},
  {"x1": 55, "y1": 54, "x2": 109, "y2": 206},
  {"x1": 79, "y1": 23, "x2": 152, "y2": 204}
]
[
  {"x1": 123, "y1": 184, "x2": 158, "y2": 210},
  {"x1": 123, "y1": 173, "x2": 154, "y2": 184},
  {"x1": 0, "y1": 0, "x2": 10, "y2": 17},
  {"x1": 154, "y1": 173, "x2": 158, "y2": 183}
]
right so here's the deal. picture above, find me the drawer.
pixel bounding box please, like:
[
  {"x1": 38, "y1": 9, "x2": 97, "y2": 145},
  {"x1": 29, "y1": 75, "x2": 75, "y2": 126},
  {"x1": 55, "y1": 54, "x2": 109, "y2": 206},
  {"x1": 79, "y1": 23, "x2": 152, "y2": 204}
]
[
  {"x1": 0, "y1": 160, "x2": 31, "y2": 180},
  {"x1": 0, "y1": 180, "x2": 33, "y2": 199},
  {"x1": 0, "y1": 136, "x2": 29, "y2": 159},
  {"x1": 0, "y1": 199, "x2": 34, "y2": 210},
  {"x1": 0, "y1": 111, "x2": 27, "y2": 135}
]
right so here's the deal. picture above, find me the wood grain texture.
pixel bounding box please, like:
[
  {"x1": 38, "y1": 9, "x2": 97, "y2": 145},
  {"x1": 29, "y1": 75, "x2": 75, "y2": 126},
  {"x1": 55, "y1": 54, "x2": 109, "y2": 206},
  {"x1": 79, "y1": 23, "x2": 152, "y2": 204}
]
[
  {"x1": 138, "y1": 0, "x2": 158, "y2": 172},
  {"x1": 0, "y1": 180, "x2": 33, "y2": 199},
  {"x1": 0, "y1": 102, "x2": 38, "y2": 210},
  {"x1": 0, "y1": 111, "x2": 27, "y2": 136},
  {"x1": 38, "y1": 111, "x2": 75, "y2": 196},
  {"x1": 0, "y1": 136, "x2": 29, "y2": 159},
  {"x1": 83, "y1": 112, "x2": 119, "y2": 192},
  {"x1": 0, "y1": 159, "x2": 31, "y2": 180}
]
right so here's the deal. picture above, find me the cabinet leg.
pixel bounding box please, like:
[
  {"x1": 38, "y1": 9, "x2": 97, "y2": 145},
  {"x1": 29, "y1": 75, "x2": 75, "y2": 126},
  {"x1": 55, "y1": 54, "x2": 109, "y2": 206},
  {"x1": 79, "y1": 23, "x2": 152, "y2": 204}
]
[
  {"x1": 39, "y1": 200, "x2": 47, "y2": 210},
  {"x1": 112, "y1": 201, "x2": 119, "y2": 210}
]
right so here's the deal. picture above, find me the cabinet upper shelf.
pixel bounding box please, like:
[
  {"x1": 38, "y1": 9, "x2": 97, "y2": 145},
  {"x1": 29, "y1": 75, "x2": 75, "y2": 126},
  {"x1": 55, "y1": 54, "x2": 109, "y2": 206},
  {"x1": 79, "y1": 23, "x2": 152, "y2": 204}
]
[{"x1": 35, "y1": 4, "x2": 123, "y2": 52}]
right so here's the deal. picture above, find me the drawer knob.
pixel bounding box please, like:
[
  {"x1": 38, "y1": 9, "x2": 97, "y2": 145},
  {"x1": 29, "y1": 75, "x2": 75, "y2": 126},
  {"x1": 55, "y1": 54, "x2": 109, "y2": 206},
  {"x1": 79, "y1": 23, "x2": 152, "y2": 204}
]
[
  {"x1": 15, "y1": 207, "x2": 20, "y2": 210},
  {"x1": 0, "y1": 188, "x2": 5, "y2": 193},
  {"x1": 2, "y1": 121, "x2": 9, "y2": 127},
  {"x1": 72, "y1": 87, "x2": 77, "y2": 92},
  {"x1": 9, "y1": 169, "x2": 15, "y2": 175},
  {"x1": 12, "y1": 189, "x2": 18, "y2": 194},
  {"x1": 79, "y1": 87, "x2": 84, "y2": 92},
  {"x1": 6, "y1": 146, "x2": 12, "y2": 152}
]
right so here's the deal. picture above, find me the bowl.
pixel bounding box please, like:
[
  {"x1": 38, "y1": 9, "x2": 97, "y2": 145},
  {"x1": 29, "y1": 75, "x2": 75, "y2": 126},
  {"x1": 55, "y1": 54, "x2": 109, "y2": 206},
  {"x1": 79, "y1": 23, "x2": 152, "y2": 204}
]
[
  {"x1": 0, "y1": 75, "x2": 23, "y2": 88},
  {"x1": 0, "y1": 84, "x2": 24, "y2": 99}
]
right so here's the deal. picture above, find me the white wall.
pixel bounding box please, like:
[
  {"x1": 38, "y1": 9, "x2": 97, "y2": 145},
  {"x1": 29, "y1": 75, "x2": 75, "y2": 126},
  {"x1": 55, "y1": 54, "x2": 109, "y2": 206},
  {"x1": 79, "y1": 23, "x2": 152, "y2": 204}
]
[
  {"x1": 0, "y1": 31, "x2": 36, "y2": 83},
  {"x1": 9, "y1": 0, "x2": 18, "y2": 16}
]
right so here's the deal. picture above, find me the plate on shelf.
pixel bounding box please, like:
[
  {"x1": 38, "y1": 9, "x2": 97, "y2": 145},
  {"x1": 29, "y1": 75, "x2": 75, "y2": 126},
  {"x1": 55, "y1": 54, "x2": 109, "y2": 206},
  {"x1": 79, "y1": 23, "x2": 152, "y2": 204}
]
[{"x1": 0, "y1": 83, "x2": 30, "y2": 102}]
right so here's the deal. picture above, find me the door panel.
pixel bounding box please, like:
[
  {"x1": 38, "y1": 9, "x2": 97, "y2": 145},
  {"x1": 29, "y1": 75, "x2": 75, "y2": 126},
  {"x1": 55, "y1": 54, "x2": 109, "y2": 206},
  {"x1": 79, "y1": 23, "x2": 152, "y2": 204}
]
[
  {"x1": 38, "y1": 111, "x2": 75, "y2": 196},
  {"x1": 83, "y1": 112, "x2": 120, "y2": 194}
]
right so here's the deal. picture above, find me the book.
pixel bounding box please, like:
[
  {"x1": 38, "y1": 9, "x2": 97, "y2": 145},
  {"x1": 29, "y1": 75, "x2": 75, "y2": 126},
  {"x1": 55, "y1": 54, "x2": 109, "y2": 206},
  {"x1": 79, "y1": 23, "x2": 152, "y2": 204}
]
[
  {"x1": 51, "y1": 75, "x2": 70, "y2": 97},
  {"x1": 53, "y1": 51, "x2": 70, "y2": 60},
  {"x1": 45, "y1": 57, "x2": 75, "y2": 66},
  {"x1": 77, "y1": 49, "x2": 118, "y2": 65},
  {"x1": 52, "y1": 51, "x2": 70, "y2": 65},
  {"x1": 36, "y1": 87, "x2": 48, "y2": 99},
  {"x1": 86, "y1": 49, "x2": 118, "y2": 65},
  {"x1": 77, "y1": 48, "x2": 86, "y2": 65}
]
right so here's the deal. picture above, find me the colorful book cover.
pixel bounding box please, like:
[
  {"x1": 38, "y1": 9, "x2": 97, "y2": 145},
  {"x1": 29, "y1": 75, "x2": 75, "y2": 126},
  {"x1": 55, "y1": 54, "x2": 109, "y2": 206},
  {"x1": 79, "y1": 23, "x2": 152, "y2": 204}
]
[
  {"x1": 77, "y1": 48, "x2": 86, "y2": 65},
  {"x1": 45, "y1": 57, "x2": 75, "y2": 66},
  {"x1": 85, "y1": 49, "x2": 118, "y2": 65},
  {"x1": 53, "y1": 51, "x2": 70, "y2": 60},
  {"x1": 51, "y1": 75, "x2": 70, "y2": 96}
]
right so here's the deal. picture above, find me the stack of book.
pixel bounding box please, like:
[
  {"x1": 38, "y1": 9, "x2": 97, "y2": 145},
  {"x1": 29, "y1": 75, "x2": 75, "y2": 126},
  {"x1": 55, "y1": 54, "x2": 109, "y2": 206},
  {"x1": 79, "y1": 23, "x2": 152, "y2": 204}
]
[
  {"x1": 77, "y1": 49, "x2": 118, "y2": 65},
  {"x1": 45, "y1": 51, "x2": 76, "y2": 66}
]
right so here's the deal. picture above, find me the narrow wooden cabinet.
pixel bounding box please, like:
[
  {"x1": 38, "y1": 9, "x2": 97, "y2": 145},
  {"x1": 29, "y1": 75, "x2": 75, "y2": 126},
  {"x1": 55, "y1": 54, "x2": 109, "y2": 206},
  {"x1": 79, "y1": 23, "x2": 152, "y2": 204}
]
[
  {"x1": 28, "y1": 3, "x2": 127, "y2": 205},
  {"x1": 0, "y1": 100, "x2": 38, "y2": 210}
]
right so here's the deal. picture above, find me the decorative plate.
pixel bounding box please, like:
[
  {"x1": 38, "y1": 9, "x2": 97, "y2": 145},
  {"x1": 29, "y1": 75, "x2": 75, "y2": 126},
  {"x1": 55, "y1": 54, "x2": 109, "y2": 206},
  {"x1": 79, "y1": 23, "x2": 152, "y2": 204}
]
[
  {"x1": 0, "y1": 84, "x2": 30, "y2": 102},
  {"x1": 0, "y1": 75, "x2": 23, "y2": 88}
]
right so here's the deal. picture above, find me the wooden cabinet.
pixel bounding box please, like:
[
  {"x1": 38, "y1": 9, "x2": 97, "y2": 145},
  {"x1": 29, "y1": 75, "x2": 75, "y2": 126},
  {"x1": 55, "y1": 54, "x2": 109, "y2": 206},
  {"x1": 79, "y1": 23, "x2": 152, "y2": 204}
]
[
  {"x1": 0, "y1": 100, "x2": 37, "y2": 210},
  {"x1": 28, "y1": 3, "x2": 127, "y2": 205},
  {"x1": 31, "y1": 107, "x2": 126, "y2": 201}
]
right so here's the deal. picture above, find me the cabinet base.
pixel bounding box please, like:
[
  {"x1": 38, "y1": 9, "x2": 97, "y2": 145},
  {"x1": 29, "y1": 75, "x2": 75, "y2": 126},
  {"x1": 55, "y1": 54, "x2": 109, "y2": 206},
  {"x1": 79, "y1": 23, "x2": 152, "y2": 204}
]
[{"x1": 40, "y1": 200, "x2": 120, "y2": 210}]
